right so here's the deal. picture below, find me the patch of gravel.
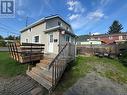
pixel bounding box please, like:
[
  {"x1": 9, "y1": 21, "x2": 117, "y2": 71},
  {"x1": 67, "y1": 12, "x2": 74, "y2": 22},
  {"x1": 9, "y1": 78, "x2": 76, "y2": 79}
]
[{"x1": 64, "y1": 72, "x2": 127, "y2": 95}]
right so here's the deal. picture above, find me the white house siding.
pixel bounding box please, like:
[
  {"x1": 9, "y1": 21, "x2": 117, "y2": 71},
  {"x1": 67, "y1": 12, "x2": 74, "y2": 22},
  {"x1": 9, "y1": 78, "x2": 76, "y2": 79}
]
[
  {"x1": 46, "y1": 18, "x2": 58, "y2": 29},
  {"x1": 46, "y1": 18, "x2": 73, "y2": 33},
  {"x1": 21, "y1": 22, "x2": 49, "y2": 53},
  {"x1": 21, "y1": 17, "x2": 75, "y2": 55}
]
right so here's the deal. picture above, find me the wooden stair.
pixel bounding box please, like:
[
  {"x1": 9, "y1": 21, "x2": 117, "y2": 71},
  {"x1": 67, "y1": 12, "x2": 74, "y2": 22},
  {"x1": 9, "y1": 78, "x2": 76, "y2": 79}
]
[
  {"x1": 26, "y1": 43, "x2": 75, "y2": 93},
  {"x1": 26, "y1": 57, "x2": 53, "y2": 90}
]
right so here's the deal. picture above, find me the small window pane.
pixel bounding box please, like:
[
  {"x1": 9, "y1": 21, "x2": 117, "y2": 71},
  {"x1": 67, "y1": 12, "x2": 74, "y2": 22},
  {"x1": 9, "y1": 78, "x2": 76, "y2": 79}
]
[
  {"x1": 35, "y1": 36, "x2": 39, "y2": 42},
  {"x1": 50, "y1": 35, "x2": 53, "y2": 42}
]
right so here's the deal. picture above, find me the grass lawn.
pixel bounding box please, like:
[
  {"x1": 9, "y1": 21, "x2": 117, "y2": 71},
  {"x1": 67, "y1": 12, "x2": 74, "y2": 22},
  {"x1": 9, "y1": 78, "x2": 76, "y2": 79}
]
[
  {"x1": 55, "y1": 55, "x2": 127, "y2": 93},
  {"x1": 0, "y1": 52, "x2": 27, "y2": 77}
]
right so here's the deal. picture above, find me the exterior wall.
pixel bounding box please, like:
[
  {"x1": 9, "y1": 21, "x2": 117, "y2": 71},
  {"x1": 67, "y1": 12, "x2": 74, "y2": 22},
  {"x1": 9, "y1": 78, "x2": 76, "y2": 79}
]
[
  {"x1": 21, "y1": 17, "x2": 75, "y2": 55},
  {"x1": 21, "y1": 22, "x2": 60, "y2": 54},
  {"x1": 21, "y1": 22, "x2": 49, "y2": 53},
  {"x1": 59, "y1": 32, "x2": 76, "y2": 59},
  {"x1": 46, "y1": 18, "x2": 73, "y2": 33}
]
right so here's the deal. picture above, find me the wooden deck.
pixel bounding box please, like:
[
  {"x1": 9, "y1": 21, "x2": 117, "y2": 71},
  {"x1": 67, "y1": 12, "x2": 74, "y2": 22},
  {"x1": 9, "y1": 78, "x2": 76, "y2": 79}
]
[
  {"x1": 27, "y1": 43, "x2": 75, "y2": 93},
  {"x1": 8, "y1": 43, "x2": 75, "y2": 93}
]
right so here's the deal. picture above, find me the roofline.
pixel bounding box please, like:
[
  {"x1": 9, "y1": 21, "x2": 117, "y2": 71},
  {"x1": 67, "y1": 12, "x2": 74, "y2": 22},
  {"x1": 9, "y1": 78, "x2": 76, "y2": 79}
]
[
  {"x1": 43, "y1": 26, "x2": 77, "y2": 37},
  {"x1": 91, "y1": 32, "x2": 127, "y2": 37},
  {"x1": 20, "y1": 15, "x2": 71, "y2": 33}
]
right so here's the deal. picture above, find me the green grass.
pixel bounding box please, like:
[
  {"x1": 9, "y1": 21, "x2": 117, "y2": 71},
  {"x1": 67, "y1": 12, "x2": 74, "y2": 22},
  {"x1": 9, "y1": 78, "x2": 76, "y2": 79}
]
[
  {"x1": 0, "y1": 52, "x2": 27, "y2": 77},
  {"x1": 55, "y1": 55, "x2": 127, "y2": 93},
  {"x1": 56, "y1": 56, "x2": 91, "y2": 91}
]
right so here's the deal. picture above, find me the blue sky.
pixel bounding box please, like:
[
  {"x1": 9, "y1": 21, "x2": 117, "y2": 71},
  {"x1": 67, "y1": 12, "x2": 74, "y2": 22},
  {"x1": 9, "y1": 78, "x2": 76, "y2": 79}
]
[{"x1": 0, "y1": 0, "x2": 127, "y2": 36}]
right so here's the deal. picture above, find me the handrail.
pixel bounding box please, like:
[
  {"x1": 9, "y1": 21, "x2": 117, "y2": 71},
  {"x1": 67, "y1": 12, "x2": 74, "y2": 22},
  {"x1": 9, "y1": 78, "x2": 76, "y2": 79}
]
[{"x1": 48, "y1": 43, "x2": 68, "y2": 69}]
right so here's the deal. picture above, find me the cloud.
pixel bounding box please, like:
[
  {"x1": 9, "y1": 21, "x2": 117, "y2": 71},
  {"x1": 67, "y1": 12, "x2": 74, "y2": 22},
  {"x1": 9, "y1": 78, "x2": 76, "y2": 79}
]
[
  {"x1": 69, "y1": 14, "x2": 80, "y2": 20},
  {"x1": 67, "y1": 0, "x2": 85, "y2": 13},
  {"x1": 66, "y1": 0, "x2": 107, "y2": 33},
  {"x1": 92, "y1": 32, "x2": 100, "y2": 35},
  {"x1": 16, "y1": 0, "x2": 51, "y2": 18},
  {"x1": 69, "y1": 9, "x2": 105, "y2": 30},
  {"x1": 100, "y1": 0, "x2": 110, "y2": 6},
  {"x1": 88, "y1": 9, "x2": 104, "y2": 20}
]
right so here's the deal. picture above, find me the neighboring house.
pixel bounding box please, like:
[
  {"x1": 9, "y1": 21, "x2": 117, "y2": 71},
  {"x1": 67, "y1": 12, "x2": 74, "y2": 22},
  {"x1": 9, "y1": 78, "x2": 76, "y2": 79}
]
[
  {"x1": 90, "y1": 32, "x2": 127, "y2": 44},
  {"x1": 20, "y1": 15, "x2": 76, "y2": 54},
  {"x1": 80, "y1": 40, "x2": 102, "y2": 45}
]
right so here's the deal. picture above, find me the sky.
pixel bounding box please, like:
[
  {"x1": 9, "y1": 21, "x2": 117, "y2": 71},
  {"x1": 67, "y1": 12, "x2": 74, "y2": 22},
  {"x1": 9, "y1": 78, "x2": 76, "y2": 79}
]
[{"x1": 0, "y1": 0, "x2": 127, "y2": 37}]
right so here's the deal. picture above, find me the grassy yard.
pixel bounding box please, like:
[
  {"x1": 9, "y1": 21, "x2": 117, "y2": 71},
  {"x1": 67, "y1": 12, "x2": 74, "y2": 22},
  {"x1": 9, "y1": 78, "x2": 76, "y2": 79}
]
[
  {"x1": 0, "y1": 52, "x2": 27, "y2": 77},
  {"x1": 55, "y1": 55, "x2": 127, "y2": 93}
]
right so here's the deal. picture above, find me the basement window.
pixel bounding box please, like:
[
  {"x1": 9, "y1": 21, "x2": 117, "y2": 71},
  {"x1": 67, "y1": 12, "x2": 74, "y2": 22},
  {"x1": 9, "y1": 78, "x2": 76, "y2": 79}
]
[{"x1": 34, "y1": 36, "x2": 39, "y2": 42}]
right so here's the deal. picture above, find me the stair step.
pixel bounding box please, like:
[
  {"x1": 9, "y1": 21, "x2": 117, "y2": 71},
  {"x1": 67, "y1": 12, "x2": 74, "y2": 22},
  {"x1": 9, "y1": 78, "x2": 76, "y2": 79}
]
[
  {"x1": 44, "y1": 53, "x2": 56, "y2": 59},
  {"x1": 36, "y1": 59, "x2": 52, "y2": 70},
  {"x1": 40, "y1": 59, "x2": 52, "y2": 65},
  {"x1": 26, "y1": 71, "x2": 52, "y2": 90},
  {"x1": 36, "y1": 63, "x2": 48, "y2": 70},
  {"x1": 31, "y1": 67, "x2": 52, "y2": 82}
]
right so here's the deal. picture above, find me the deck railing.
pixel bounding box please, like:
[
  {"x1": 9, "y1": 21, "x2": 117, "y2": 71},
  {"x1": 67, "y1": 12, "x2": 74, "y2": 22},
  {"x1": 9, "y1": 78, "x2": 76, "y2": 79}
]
[
  {"x1": 48, "y1": 43, "x2": 76, "y2": 91},
  {"x1": 48, "y1": 43, "x2": 69, "y2": 89},
  {"x1": 8, "y1": 43, "x2": 45, "y2": 63}
]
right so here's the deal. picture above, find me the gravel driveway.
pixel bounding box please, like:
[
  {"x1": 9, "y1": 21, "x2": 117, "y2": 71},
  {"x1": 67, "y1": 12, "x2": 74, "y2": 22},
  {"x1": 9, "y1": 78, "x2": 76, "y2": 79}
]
[{"x1": 64, "y1": 72, "x2": 127, "y2": 95}]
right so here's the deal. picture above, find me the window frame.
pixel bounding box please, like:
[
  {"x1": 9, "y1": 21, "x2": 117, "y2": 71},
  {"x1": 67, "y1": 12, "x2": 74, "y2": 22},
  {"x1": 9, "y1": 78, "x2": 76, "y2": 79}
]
[{"x1": 34, "y1": 36, "x2": 39, "y2": 43}]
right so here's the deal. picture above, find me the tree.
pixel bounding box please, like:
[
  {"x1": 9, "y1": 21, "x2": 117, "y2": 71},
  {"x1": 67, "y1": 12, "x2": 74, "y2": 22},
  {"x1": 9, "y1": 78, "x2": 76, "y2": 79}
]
[
  {"x1": 108, "y1": 20, "x2": 123, "y2": 34},
  {"x1": 119, "y1": 41, "x2": 127, "y2": 66},
  {"x1": 0, "y1": 35, "x2": 3, "y2": 40},
  {"x1": 0, "y1": 35, "x2": 6, "y2": 47}
]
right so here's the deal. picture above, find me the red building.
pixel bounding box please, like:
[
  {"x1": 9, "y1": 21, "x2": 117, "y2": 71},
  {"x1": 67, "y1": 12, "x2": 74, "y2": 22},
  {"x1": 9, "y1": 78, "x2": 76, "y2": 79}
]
[{"x1": 90, "y1": 32, "x2": 127, "y2": 44}]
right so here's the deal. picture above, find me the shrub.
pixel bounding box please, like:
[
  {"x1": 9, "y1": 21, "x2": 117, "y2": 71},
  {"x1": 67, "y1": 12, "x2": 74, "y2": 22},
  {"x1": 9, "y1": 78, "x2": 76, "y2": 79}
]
[{"x1": 119, "y1": 41, "x2": 127, "y2": 66}]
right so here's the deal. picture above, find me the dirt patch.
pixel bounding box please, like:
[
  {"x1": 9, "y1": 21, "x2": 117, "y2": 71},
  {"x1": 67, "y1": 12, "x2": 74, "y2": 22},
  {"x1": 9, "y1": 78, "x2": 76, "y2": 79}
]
[{"x1": 64, "y1": 72, "x2": 127, "y2": 95}]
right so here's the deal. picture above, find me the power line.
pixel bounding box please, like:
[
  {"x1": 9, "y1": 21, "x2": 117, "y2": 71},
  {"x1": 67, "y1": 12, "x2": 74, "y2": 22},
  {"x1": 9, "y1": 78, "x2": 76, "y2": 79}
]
[
  {"x1": 0, "y1": 22, "x2": 18, "y2": 32},
  {"x1": 0, "y1": 28, "x2": 19, "y2": 35},
  {"x1": 0, "y1": 25, "x2": 20, "y2": 35}
]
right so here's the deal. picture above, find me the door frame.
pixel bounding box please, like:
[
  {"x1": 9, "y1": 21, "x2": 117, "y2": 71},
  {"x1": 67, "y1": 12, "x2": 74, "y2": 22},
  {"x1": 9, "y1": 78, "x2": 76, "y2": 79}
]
[{"x1": 48, "y1": 33, "x2": 54, "y2": 53}]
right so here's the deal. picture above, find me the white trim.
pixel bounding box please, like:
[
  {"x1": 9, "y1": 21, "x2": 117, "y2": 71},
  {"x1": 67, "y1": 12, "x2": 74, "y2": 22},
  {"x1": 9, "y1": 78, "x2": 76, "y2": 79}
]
[{"x1": 32, "y1": 35, "x2": 41, "y2": 43}]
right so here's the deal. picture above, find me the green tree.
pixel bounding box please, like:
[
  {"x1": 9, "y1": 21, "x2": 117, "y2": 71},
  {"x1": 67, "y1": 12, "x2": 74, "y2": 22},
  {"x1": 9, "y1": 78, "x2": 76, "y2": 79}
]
[
  {"x1": 119, "y1": 41, "x2": 127, "y2": 66},
  {"x1": 0, "y1": 35, "x2": 3, "y2": 40},
  {"x1": 108, "y1": 20, "x2": 123, "y2": 34},
  {"x1": 5, "y1": 35, "x2": 20, "y2": 40},
  {"x1": 0, "y1": 35, "x2": 6, "y2": 47}
]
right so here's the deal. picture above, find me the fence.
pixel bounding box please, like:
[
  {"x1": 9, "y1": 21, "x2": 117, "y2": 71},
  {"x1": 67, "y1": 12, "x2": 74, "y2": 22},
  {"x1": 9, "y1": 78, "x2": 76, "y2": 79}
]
[{"x1": 77, "y1": 44, "x2": 120, "y2": 58}]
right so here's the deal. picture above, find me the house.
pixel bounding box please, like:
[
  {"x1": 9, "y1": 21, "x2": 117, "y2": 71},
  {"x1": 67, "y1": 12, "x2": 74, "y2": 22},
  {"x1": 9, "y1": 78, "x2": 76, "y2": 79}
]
[
  {"x1": 77, "y1": 35, "x2": 102, "y2": 45},
  {"x1": 20, "y1": 15, "x2": 76, "y2": 92},
  {"x1": 80, "y1": 40, "x2": 102, "y2": 45},
  {"x1": 90, "y1": 32, "x2": 127, "y2": 44},
  {"x1": 20, "y1": 15, "x2": 76, "y2": 54}
]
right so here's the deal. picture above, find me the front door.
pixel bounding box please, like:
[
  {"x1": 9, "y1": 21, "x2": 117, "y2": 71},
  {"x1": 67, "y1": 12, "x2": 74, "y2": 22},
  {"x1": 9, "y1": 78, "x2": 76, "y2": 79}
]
[{"x1": 48, "y1": 34, "x2": 53, "y2": 53}]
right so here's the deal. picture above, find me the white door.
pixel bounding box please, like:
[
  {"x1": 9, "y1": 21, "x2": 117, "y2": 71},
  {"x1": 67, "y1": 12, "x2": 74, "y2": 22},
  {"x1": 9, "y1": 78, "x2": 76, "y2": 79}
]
[{"x1": 48, "y1": 34, "x2": 54, "y2": 53}]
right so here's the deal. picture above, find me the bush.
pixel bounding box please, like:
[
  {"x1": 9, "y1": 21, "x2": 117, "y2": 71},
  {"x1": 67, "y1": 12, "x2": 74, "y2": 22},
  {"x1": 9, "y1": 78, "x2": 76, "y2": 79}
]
[
  {"x1": 0, "y1": 40, "x2": 6, "y2": 47},
  {"x1": 119, "y1": 41, "x2": 127, "y2": 66}
]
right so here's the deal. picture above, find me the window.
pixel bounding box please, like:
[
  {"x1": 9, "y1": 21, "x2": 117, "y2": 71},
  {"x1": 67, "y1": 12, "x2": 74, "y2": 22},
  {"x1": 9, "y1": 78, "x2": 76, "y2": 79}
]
[
  {"x1": 50, "y1": 35, "x2": 53, "y2": 43},
  {"x1": 109, "y1": 36, "x2": 112, "y2": 40},
  {"x1": 65, "y1": 35, "x2": 70, "y2": 42},
  {"x1": 119, "y1": 36, "x2": 123, "y2": 40},
  {"x1": 58, "y1": 21, "x2": 62, "y2": 26},
  {"x1": 34, "y1": 36, "x2": 39, "y2": 42},
  {"x1": 29, "y1": 28, "x2": 32, "y2": 32},
  {"x1": 26, "y1": 39, "x2": 28, "y2": 43}
]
